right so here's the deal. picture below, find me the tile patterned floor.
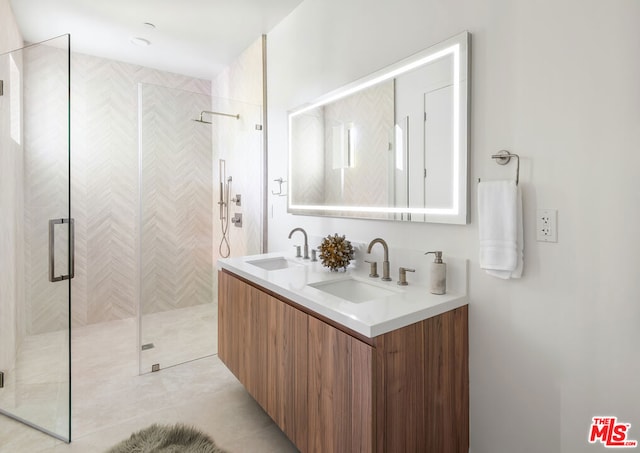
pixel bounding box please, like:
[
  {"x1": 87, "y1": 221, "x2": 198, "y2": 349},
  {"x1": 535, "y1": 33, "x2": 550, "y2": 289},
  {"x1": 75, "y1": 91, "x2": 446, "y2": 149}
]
[{"x1": 0, "y1": 309, "x2": 298, "y2": 453}]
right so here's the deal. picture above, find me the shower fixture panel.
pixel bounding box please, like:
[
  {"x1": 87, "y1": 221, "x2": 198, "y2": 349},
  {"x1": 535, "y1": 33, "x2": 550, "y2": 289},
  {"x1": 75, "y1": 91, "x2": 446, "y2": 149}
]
[{"x1": 231, "y1": 213, "x2": 243, "y2": 228}]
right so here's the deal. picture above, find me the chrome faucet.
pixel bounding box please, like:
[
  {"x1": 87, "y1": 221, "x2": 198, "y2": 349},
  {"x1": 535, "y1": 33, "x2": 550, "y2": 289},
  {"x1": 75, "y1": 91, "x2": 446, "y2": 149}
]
[
  {"x1": 367, "y1": 238, "x2": 391, "y2": 281},
  {"x1": 288, "y1": 227, "x2": 310, "y2": 259}
]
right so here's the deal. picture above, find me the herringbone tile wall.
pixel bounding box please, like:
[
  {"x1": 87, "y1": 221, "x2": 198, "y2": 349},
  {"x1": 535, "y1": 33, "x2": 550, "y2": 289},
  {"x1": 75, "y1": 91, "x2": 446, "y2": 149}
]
[
  {"x1": 139, "y1": 83, "x2": 213, "y2": 315},
  {"x1": 22, "y1": 41, "x2": 71, "y2": 336},
  {"x1": 21, "y1": 39, "x2": 264, "y2": 335},
  {"x1": 289, "y1": 108, "x2": 325, "y2": 206},
  {"x1": 210, "y1": 97, "x2": 263, "y2": 263},
  {"x1": 323, "y1": 80, "x2": 394, "y2": 208},
  {"x1": 211, "y1": 38, "x2": 264, "y2": 260},
  {"x1": 288, "y1": 80, "x2": 394, "y2": 213},
  {"x1": 23, "y1": 48, "x2": 211, "y2": 333}
]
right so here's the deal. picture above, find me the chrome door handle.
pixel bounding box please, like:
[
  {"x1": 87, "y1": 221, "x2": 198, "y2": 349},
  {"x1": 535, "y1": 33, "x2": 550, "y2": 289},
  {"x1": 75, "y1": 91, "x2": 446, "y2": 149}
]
[{"x1": 48, "y1": 218, "x2": 74, "y2": 282}]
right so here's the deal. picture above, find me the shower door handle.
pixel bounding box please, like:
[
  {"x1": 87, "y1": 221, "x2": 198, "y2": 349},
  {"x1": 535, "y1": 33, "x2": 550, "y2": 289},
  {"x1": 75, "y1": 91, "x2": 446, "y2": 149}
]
[{"x1": 48, "y1": 218, "x2": 75, "y2": 282}]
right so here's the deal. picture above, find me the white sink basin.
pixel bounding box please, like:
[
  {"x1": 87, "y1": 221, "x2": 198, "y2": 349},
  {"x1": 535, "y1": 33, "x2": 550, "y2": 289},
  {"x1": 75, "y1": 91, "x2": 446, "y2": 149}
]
[
  {"x1": 308, "y1": 277, "x2": 400, "y2": 303},
  {"x1": 246, "y1": 257, "x2": 302, "y2": 271}
]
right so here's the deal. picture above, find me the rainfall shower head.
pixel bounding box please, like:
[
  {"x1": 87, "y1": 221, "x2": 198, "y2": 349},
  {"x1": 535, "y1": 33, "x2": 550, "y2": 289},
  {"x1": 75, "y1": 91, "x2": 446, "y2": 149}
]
[{"x1": 193, "y1": 110, "x2": 240, "y2": 124}]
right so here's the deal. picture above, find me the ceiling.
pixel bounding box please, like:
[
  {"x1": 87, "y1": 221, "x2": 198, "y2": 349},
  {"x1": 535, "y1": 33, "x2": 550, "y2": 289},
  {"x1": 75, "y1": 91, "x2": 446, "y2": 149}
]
[{"x1": 9, "y1": 0, "x2": 303, "y2": 80}]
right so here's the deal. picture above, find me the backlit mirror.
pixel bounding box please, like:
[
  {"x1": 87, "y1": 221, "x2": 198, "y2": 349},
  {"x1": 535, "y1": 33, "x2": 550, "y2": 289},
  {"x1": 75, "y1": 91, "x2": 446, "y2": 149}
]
[{"x1": 288, "y1": 31, "x2": 469, "y2": 224}]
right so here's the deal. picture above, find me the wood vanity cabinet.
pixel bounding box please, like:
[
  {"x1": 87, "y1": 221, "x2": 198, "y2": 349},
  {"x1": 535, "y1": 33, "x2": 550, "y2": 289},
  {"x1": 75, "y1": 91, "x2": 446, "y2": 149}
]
[
  {"x1": 218, "y1": 269, "x2": 308, "y2": 447},
  {"x1": 218, "y1": 270, "x2": 469, "y2": 453},
  {"x1": 307, "y1": 315, "x2": 375, "y2": 452}
]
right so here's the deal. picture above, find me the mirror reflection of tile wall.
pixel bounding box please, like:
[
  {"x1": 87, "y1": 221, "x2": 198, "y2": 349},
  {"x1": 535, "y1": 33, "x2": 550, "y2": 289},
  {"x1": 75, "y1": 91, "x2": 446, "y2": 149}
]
[
  {"x1": 290, "y1": 80, "x2": 394, "y2": 209},
  {"x1": 323, "y1": 81, "x2": 394, "y2": 208}
]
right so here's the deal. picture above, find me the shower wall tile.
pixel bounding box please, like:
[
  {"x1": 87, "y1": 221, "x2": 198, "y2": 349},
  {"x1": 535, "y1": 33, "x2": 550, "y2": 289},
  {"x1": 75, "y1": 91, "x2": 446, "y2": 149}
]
[
  {"x1": 23, "y1": 49, "x2": 211, "y2": 332},
  {"x1": 21, "y1": 38, "x2": 261, "y2": 332},
  {"x1": 22, "y1": 42, "x2": 71, "y2": 336},
  {"x1": 211, "y1": 38, "x2": 264, "y2": 261},
  {"x1": 82, "y1": 57, "x2": 140, "y2": 326},
  {"x1": 139, "y1": 84, "x2": 213, "y2": 315}
]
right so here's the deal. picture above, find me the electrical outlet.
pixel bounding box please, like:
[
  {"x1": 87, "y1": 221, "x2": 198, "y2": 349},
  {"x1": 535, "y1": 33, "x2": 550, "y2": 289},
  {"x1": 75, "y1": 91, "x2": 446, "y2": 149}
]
[{"x1": 536, "y1": 209, "x2": 557, "y2": 242}]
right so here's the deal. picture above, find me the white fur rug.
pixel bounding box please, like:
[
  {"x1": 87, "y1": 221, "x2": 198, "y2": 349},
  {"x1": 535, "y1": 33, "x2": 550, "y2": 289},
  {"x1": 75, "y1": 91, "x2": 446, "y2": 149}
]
[{"x1": 106, "y1": 423, "x2": 228, "y2": 453}]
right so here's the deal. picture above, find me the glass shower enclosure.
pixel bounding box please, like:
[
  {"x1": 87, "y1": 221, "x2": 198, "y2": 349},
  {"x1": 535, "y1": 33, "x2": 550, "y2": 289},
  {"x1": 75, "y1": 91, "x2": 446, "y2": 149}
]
[
  {"x1": 137, "y1": 84, "x2": 264, "y2": 374},
  {"x1": 138, "y1": 83, "x2": 216, "y2": 373},
  {"x1": 0, "y1": 35, "x2": 72, "y2": 442}
]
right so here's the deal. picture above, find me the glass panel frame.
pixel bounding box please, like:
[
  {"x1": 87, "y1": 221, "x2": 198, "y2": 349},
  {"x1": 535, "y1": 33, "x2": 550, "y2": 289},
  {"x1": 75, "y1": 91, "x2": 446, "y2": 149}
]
[
  {"x1": 0, "y1": 34, "x2": 72, "y2": 442},
  {"x1": 137, "y1": 85, "x2": 264, "y2": 374},
  {"x1": 137, "y1": 83, "x2": 216, "y2": 374}
]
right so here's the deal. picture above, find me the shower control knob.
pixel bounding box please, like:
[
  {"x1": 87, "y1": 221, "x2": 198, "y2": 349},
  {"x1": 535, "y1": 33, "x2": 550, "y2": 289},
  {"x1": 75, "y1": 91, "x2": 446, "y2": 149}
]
[{"x1": 231, "y1": 213, "x2": 243, "y2": 227}]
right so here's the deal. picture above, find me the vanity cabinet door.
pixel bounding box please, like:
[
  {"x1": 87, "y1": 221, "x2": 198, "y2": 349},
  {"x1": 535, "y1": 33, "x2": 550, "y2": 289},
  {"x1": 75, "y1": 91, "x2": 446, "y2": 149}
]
[
  {"x1": 217, "y1": 269, "x2": 243, "y2": 380},
  {"x1": 266, "y1": 294, "x2": 308, "y2": 449},
  {"x1": 308, "y1": 316, "x2": 374, "y2": 453},
  {"x1": 218, "y1": 270, "x2": 268, "y2": 401},
  {"x1": 374, "y1": 305, "x2": 469, "y2": 453},
  {"x1": 218, "y1": 271, "x2": 308, "y2": 449}
]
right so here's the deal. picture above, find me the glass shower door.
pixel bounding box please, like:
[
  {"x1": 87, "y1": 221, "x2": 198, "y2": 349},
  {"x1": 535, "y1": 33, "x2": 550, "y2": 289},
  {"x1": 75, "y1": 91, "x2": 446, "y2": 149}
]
[
  {"x1": 0, "y1": 35, "x2": 72, "y2": 442},
  {"x1": 138, "y1": 83, "x2": 216, "y2": 373}
]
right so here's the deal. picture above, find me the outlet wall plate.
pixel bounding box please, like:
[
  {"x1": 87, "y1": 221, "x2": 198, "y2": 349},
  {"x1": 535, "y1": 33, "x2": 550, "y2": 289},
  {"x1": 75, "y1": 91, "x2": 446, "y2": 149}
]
[{"x1": 536, "y1": 209, "x2": 558, "y2": 242}]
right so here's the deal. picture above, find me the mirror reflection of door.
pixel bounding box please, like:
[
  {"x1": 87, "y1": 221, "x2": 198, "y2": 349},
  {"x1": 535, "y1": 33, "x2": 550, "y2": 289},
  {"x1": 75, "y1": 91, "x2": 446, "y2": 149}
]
[
  {"x1": 424, "y1": 85, "x2": 454, "y2": 212},
  {"x1": 395, "y1": 54, "x2": 455, "y2": 223}
]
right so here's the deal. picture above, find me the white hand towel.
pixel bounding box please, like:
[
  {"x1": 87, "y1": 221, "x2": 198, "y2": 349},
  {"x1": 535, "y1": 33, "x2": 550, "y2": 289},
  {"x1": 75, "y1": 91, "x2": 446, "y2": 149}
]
[{"x1": 478, "y1": 180, "x2": 523, "y2": 279}]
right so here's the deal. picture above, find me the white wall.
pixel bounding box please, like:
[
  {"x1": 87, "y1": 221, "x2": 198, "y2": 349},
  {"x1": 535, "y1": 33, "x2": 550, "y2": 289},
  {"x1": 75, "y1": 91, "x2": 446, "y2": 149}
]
[
  {"x1": 0, "y1": 0, "x2": 21, "y2": 53},
  {"x1": 267, "y1": 1, "x2": 640, "y2": 452}
]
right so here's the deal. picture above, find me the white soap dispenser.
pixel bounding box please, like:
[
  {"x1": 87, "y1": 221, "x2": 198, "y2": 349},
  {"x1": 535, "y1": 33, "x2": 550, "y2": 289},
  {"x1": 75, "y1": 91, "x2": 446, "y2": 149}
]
[{"x1": 425, "y1": 251, "x2": 446, "y2": 295}]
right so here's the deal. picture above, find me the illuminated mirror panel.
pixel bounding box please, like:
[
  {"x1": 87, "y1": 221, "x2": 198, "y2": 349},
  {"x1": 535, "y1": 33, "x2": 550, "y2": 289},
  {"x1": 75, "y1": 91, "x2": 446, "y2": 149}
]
[{"x1": 288, "y1": 31, "x2": 470, "y2": 224}]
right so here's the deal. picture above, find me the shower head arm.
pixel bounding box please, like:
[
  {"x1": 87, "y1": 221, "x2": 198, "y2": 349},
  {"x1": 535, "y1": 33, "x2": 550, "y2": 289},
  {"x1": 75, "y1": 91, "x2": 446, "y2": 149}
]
[{"x1": 199, "y1": 110, "x2": 240, "y2": 120}]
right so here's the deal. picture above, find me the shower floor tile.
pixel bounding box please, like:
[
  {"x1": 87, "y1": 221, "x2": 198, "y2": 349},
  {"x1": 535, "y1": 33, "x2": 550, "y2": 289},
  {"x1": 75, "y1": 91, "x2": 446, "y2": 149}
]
[{"x1": 140, "y1": 303, "x2": 218, "y2": 373}]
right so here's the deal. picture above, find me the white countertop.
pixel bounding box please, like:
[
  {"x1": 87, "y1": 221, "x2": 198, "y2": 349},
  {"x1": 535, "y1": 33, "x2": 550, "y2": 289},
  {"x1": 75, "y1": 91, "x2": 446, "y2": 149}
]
[{"x1": 218, "y1": 252, "x2": 468, "y2": 338}]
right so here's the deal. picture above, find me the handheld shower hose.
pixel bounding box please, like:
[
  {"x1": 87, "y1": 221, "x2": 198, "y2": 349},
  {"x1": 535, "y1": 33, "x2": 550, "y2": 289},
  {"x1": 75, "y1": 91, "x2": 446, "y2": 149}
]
[{"x1": 218, "y1": 160, "x2": 232, "y2": 258}]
